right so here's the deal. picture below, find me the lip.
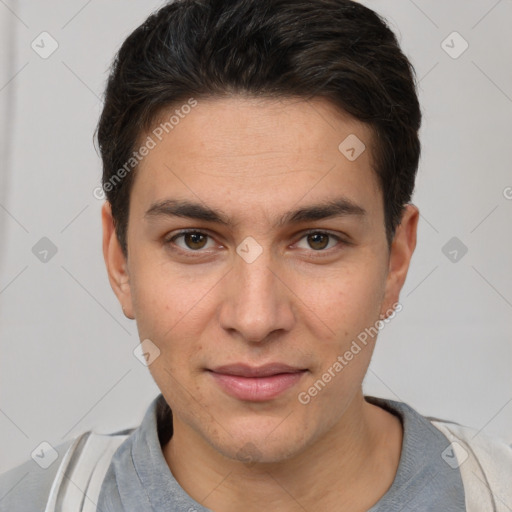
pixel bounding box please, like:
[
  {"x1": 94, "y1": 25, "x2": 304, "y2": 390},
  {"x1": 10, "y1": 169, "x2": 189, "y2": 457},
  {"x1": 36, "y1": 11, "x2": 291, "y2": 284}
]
[
  {"x1": 210, "y1": 363, "x2": 305, "y2": 377},
  {"x1": 207, "y1": 363, "x2": 307, "y2": 401}
]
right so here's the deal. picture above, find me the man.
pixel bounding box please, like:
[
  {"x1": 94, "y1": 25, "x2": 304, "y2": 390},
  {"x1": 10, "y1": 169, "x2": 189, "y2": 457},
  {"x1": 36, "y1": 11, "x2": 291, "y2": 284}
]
[{"x1": 1, "y1": 0, "x2": 511, "y2": 511}]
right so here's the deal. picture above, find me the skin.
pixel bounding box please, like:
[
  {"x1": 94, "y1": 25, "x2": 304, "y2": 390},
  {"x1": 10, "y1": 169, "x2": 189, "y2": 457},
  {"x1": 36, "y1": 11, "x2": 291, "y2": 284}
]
[{"x1": 102, "y1": 96, "x2": 419, "y2": 511}]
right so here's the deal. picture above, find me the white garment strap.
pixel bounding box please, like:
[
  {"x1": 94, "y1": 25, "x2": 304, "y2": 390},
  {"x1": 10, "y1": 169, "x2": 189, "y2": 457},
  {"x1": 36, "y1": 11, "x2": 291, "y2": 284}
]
[
  {"x1": 430, "y1": 420, "x2": 512, "y2": 512},
  {"x1": 44, "y1": 431, "x2": 130, "y2": 512}
]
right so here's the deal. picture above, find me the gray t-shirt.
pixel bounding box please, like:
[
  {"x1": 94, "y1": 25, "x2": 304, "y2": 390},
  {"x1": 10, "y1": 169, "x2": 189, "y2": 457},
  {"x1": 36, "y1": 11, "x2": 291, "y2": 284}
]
[{"x1": 0, "y1": 394, "x2": 466, "y2": 511}]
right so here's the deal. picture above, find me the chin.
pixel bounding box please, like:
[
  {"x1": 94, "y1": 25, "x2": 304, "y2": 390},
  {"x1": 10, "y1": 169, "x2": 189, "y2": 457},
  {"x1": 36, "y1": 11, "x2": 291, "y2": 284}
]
[
  {"x1": 226, "y1": 438, "x2": 302, "y2": 466},
  {"x1": 208, "y1": 422, "x2": 311, "y2": 466}
]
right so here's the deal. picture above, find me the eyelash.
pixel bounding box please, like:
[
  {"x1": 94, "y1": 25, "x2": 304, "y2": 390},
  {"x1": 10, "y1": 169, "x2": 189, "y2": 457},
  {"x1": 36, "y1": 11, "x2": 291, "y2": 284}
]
[{"x1": 164, "y1": 229, "x2": 348, "y2": 256}]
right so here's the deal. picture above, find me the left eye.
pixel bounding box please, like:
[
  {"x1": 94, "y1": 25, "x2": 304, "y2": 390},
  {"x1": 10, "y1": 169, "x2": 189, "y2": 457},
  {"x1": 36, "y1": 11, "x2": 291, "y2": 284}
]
[{"x1": 296, "y1": 232, "x2": 341, "y2": 251}]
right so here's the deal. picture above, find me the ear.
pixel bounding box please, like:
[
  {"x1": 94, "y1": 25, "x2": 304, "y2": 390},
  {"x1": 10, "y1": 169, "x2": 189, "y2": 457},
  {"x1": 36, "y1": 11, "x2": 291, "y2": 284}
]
[
  {"x1": 101, "y1": 202, "x2": 135, "y2": 319},
  {"x1": 380, "y1": 204, "x2": 419, "y2": 318}
]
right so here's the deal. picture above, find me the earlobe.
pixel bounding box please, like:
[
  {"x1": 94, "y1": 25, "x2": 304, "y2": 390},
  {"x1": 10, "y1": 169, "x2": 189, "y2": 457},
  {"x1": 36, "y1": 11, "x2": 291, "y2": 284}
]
[
  {"x1": 380, "y1": 204, "x2": 419, "y2": 317},
  {"x1": 101, "y1": 202, "x2": 135, "y2": 320}
]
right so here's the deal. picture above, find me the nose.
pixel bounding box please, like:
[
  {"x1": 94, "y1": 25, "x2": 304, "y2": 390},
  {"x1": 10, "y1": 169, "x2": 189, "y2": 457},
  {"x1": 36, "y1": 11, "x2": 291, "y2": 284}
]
[{"x1": 218, "y1": 245, "x2": 295, "y2": 343}]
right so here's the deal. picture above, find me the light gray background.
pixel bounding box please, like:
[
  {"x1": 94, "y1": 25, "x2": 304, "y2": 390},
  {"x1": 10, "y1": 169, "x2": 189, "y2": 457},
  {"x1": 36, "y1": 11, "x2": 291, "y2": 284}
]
[{"x1": 0, "y1": 0, "x2": 511, "y2": 473}]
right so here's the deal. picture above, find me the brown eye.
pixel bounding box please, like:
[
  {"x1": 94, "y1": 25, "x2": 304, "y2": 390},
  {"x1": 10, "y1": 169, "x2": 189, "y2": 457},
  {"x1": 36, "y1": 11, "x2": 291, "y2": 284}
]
[
  {"x1": 307, "y1": 232, "x2": 330, "y2": 250},
  {"x1": 295, "y1": 231, "x2": 343, "y2": 252},
  {"x1": 182, "y1": 232, "x2": 208, "y2": 250},
  {"x1": 168, "y1": 231, "x2": 213, "y2": 251}
]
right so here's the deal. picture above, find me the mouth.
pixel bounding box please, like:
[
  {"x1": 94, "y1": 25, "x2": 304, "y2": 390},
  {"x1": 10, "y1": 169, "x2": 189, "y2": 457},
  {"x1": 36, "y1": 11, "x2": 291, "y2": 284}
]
[{"x1": 207, "y1": 363, "x2": 307, "y2": 402}]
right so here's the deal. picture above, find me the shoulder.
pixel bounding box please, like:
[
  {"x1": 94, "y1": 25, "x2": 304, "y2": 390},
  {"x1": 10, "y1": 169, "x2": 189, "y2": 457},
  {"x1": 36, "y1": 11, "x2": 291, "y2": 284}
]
[
  {"x1": 429, "y1": 418, "x2": 512, "y2": 512},
  {"x1": 0, "y1": 438, "x2": 75, "y2": 512},
  {"x1": 0, "y1": 428, "x2": 134, "y2": 512}
]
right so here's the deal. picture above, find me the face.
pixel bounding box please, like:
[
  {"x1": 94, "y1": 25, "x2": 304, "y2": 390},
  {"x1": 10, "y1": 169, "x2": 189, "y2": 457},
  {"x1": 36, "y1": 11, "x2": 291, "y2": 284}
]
[{"x1": 102, "y1": 96, "x2": 418, "y2": 464}]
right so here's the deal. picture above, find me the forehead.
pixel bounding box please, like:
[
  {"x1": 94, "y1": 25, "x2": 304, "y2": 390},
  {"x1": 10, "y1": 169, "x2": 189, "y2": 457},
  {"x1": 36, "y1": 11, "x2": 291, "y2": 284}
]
[
  {"x1": 144, "y1": 96, "x2": 375, "y2": 164},
  {"x1": 130, "y1": 96, "x2": 382, "y2": 226}
]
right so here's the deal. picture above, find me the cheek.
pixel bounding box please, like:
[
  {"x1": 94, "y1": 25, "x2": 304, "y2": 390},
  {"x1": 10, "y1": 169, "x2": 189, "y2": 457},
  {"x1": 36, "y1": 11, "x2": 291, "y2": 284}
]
[
  {"x1": 301, "y1": 262, "x2": 385, "y2": 335},
  {"x1": 128, "y1": 262, "x2": 216, "y2": 377},
  {"x1": 129, "y1": 256, "x2": 204, "y2": 333},
  {"x1": 295, "y1": 274, "x2": 381, "y2": 417}
]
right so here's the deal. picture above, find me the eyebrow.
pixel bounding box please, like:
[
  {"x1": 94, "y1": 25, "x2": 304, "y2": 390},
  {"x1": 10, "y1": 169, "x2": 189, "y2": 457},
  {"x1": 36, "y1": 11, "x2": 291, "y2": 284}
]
[{"x1": 144, "y1": 196, "x2": 367, "y2": 228}]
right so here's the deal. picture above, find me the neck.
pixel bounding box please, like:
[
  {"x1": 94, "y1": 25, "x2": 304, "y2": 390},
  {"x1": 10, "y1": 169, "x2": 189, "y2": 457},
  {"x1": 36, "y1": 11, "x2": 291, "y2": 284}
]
[{"x1": 163, "y1": 392, "x2": 403, "y2": 512}]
